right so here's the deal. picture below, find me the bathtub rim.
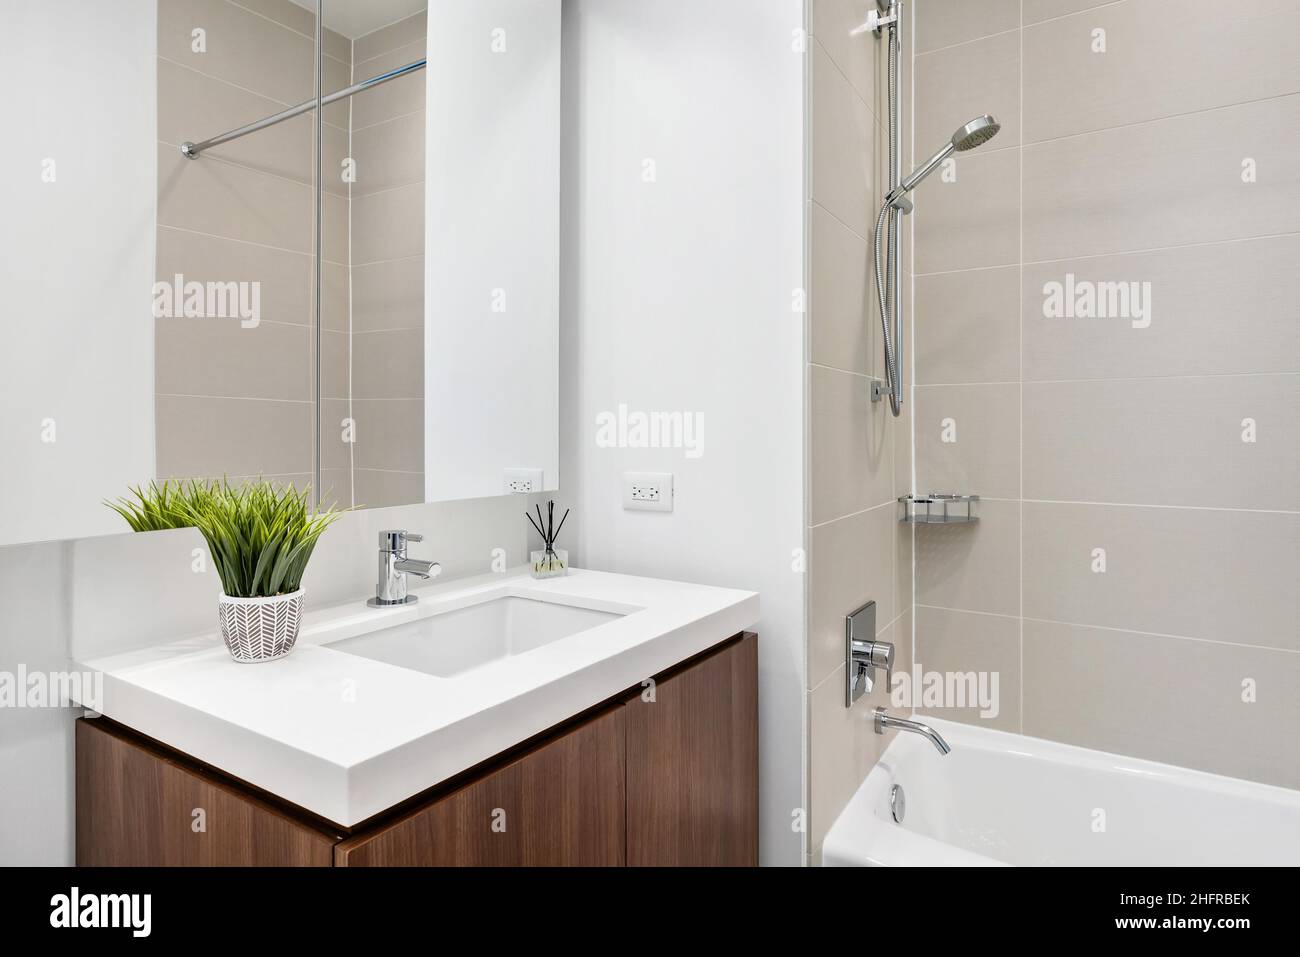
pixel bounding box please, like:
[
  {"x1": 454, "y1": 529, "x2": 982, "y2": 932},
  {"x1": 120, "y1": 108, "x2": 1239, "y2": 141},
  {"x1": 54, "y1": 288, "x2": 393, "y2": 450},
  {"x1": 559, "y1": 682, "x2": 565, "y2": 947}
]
[{"x1": 820, "y1": 715, "x2": 1300, "y2": 867}]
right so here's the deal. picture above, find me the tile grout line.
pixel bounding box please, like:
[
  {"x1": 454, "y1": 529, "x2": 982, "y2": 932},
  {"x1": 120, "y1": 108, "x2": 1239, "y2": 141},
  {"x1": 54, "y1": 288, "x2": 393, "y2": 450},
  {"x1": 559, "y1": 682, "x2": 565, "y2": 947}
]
[
  {"x1": 915, "y1": 230, "x2": 1300, "y2": 276},
  {"x1": 811, "y1": 35, "x2": 882, "y2": 127},
  {"x1": 916, "y1": 370, "x2": 1300, "y2": 387},
  {"x1": 1021, "y1": 89, "x2": 1300, "y2": 150},
  {"x1": 955, "y1": 496, "x2": 1300, "y2": 516},
  {"x1": 810, "y1": 361, "x2": 885, "y2": 384},
  {"x1": 221, "y1": 0, "x2": 353, "y2": 68},
  {"x1": 912, "y1": 0, "x2": 1130, "y2": 59},
  {"x1": 156, "y1": 54, "x2": 350, "y2": 135},
  {"x1": 157, "y1": 393, "x2": 312, "y2": 403},
  {"x1": 914, "y1": 24, "x2": 1021, "y2": 59},
  {"x1": 808, "y1": 498, "x2": 896, "y2": 531},
  {"x1": 916, "y1": 604, "x2": 1300, "y2": 657}
]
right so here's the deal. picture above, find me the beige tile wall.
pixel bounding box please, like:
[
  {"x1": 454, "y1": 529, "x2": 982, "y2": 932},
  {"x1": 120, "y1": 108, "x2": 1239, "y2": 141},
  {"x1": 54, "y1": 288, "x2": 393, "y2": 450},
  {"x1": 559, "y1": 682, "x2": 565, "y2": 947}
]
[
  {"x1": 154, "y1": 1, "x2": 428, "y2": 510},
  {"x1": 805, "y1": 0, "x2": 914, "y2": 864},
  {"x1": 154, "y1": 0, "x2": 350, "y2": 500},
  {"x1": 346, "y1": 12, "x2": 427, "y2": 510},
  {"x1": 911, "y1": 0, "x2": 1300, "y2": 790}
]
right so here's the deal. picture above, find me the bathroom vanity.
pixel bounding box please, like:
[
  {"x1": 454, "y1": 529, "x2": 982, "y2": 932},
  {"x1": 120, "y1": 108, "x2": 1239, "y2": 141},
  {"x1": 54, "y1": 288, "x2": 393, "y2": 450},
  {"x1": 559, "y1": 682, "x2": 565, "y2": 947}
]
[{"x1": 74, "y1": 569, "x2": 759, "y2": 866}]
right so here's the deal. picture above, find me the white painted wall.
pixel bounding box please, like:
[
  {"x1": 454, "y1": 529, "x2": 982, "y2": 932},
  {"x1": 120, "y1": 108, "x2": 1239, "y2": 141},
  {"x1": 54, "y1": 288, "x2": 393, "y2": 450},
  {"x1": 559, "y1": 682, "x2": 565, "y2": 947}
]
[
  {"x1": 0, "y1": 0, "x2": 157, "y2": 547},
  {"x1": 424, "y1": 0, "x2": 561, "y2": 502},
  {"x1": 559, "y1": 0, "x2": 807, "y2": 865}
]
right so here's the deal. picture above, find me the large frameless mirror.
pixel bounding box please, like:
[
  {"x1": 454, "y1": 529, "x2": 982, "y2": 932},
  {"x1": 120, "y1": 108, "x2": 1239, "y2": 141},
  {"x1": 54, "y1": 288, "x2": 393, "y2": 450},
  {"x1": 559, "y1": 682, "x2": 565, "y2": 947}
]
[{"x1": 0, "y1": 0, "x2": 561, "y2": 547}]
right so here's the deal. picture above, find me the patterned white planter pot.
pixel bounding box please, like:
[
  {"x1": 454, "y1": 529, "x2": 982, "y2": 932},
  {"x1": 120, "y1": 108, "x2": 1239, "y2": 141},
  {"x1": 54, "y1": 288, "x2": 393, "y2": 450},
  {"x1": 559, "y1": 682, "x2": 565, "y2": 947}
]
[{"x1": 218, "y1": 590, "x2": 305, "y2": 663}]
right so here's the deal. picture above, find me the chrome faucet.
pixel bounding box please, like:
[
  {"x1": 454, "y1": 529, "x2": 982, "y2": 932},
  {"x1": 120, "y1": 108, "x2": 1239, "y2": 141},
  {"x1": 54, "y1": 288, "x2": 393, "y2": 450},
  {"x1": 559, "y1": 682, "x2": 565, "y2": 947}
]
[
  {"x1": 874, "y1": 708, "x2": 951, "y2": 755},
  {"x1": 367, "y1": 530, "x2": 440, "y2": 608}
]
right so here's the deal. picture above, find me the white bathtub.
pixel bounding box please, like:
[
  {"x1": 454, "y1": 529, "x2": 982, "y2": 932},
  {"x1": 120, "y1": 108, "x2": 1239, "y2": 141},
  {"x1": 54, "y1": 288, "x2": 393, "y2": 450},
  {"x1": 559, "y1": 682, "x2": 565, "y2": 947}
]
[{"x1": 821, "y1": 717, "x2": 1300, "y2": 866}]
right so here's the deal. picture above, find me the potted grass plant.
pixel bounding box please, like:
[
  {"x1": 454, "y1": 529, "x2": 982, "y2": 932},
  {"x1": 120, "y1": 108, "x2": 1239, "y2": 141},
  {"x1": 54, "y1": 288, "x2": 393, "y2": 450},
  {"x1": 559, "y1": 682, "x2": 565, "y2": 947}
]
[{"x1": 109, "y1": 480, "x2": 340, "y2": 663}]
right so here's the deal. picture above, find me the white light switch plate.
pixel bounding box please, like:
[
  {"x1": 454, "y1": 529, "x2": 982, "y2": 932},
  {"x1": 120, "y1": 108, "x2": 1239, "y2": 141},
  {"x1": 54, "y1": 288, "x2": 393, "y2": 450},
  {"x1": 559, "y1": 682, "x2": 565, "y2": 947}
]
[
  {"x1": 623, "y1": 472, "x2": 673, "y2": 512},
  {"x1": 504, "y1": 468, "x2": 544, "y2": 495}
]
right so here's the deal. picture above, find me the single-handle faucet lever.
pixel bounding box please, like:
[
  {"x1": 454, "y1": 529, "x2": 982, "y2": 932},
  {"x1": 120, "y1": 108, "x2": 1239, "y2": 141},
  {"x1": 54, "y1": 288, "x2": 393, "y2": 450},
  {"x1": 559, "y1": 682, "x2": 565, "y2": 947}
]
[{"x1": 368, "y1": 530, "x2": 440, "y2": 608}]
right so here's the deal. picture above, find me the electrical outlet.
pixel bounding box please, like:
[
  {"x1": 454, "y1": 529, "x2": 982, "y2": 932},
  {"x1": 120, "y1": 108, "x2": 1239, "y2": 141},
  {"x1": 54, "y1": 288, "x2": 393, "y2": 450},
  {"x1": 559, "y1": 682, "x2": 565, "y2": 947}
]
[
  {"x1": 504, "y1": 468, "x2": 544, "y2": 495},
  {"x1": 623, "y1": 472, "x2": 673, "y2": 512}
]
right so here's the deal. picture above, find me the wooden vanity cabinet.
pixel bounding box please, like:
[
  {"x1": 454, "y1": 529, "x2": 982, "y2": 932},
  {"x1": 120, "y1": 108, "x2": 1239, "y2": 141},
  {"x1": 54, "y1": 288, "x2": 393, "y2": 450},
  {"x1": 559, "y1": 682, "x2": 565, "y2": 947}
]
[
  {"x1": 75, "y1": 718, "x2": 339, "y2": 867},
  {"x1": 76, "y1": 633, "x2": 758, "y2": 867},
  {"x1": 335, "y1": 704, "x2": 627, "y2": 866}
]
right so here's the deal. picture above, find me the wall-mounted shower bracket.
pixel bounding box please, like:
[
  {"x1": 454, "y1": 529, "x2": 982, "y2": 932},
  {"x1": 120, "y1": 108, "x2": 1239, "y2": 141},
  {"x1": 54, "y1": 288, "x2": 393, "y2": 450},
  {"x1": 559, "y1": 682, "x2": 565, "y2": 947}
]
[
  {"x1": 851, "y1": 1, "x2": 900, "y2": 36},
  {"x1": 885, "y1": 186, "x2": 913, "y2": 214}
]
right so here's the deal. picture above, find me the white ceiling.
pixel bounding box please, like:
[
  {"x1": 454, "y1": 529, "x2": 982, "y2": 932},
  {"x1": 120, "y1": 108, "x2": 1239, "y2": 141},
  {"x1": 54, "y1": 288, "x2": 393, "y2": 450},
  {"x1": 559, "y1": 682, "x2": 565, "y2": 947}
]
[{"x1": 289, "y1": 0, "x2": 427, "y2": 40}]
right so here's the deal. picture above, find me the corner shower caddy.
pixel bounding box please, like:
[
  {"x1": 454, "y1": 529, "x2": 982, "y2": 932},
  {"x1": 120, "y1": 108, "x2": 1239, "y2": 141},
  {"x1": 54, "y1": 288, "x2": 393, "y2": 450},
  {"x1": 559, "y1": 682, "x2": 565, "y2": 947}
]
[{"x1": 898, "y1": 494, "x2": 979, "y2": 525}]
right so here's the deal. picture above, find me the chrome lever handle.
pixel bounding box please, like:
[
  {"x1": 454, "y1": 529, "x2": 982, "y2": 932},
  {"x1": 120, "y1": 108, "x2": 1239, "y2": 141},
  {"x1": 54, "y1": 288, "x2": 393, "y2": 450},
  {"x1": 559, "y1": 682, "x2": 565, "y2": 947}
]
[
  {"x1": 379, "y1": 529, "x2": 423, "y2": 553},
  {"x1": 846, "y1": 601, "x2": 895, "y2": 707}
]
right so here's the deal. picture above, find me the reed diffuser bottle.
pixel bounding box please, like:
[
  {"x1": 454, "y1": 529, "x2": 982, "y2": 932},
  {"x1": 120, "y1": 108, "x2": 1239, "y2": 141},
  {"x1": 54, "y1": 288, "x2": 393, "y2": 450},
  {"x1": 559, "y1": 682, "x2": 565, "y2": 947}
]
[{"x1": 527, "y1": 500, "x2": 569, "y2": 579}]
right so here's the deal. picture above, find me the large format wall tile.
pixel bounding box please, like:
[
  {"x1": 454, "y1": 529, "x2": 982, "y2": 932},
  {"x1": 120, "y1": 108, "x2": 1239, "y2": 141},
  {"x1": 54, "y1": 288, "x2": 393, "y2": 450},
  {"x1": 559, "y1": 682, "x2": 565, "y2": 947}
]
[
  {"x1": 156, "y1": 396, "x2": 311, "y2": 479},
  {"x1": 159, "y1": 0, "x2": 313, "y2": 103},
  {"x1": 915, "y1": 264, "x2": 1020, "y2": 384},
  {"x1": 1023, "y1": 619, "x2": 1300, "y2": 791},
  {"x1": 913, "y1": 146, "x2": 1019, "y2": 274},
  {"x1": 809, "y1": 503, "x2": 896, "y2": 688},
  {"x1": 1023, "y1": 502, "x2": 1300, "y2": 652},
  {"x1": 352, "y1": 329, "x2": 424, "y2": 400},
  {"x1": 910, "y1": 0, "x2": 1300, "y2": 798},
  {"x1": 916, "y1": 0, "x2": 1019, "y2": 54},
  {"x1": 353, "y1": 468, "x2": 425, "y2": 510},
  {"x1": 157, "y1": 144, "x2": 312, "y2": 253},
  {"x1": 810, "y1": 201, "x2": 873, "y2": 377},
  {"x1": 1024, "y1": 0, "x2": 1300, "y2": 142},
  {"x1": 320, "y1": 329, "x2": 349, "y2": 401},
  {"x1": 1022, "y1": 0, "x2": 1115, "y2": 26},
  {"x1": 914, "y1": 383, "x2": 1020, "y2": 499},
  {"x1": 1022, "y1": 235, "x2": 1300, "y2": 381},
  {"x1": 354, "y1": 11, "x2": 428, "y2": 63},
  {"x1": 915, "y1": 29, "x2": 1020, "y2": 155},
  {"x1": 352, "y1": 111, "x2": 427, "y2": 197},
  {"x1": 351, "y1": 182, "x2": 426, "y2": 265},
  {"x1": 352, "y1": 399, "x2": 425, "y2": 474},
  {"x1": 157, "y1": 58, "x2": 312, "y2": 182},
  {"x1": 1023, "y1": 374, "x2": 1300, "y2": 510},
  {"x1": 352, "y1": 41, "x2": 427, "y2": 130},
  {"x1": 351, "y1": 257, "x2": 425, "y2": 333},
  {"x1": 811, "y1": 0, "x2": 879, "y2": 108},
  {"x1": 812, "y1": 42, "x2": 877, "y2": 239},
  {"x1": 156, "y1": 225, "x2": 312, "y2": 327},
  {"x1": 156, "y1": 318, "x2": 310, "y2": 402},
  {"x1": 808, "y1": 612, "x2": 911, "y2": 849},
  {"x1": 1023, "y1": 94, "x2": 1300, "y2": 262},
  {"x1": 810, "y1": 365, "x2": 895, "y2": 524},
  {"x1": 321, "y1": 261, "x2": 350, "y2": 333},
  {"x1": 915, "y1": 498, "x2": 1020, "y2": 617},
  {"x1": 319, "y1": 399, "x2": 352, "y2": 471},
  {"x1": 914, "y1": 605, "x2": 1020, "y2": 732}
]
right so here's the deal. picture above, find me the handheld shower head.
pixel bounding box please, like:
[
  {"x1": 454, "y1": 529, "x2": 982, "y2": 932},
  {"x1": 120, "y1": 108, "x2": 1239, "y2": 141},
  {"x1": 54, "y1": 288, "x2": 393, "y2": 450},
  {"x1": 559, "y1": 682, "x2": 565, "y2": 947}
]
[
  {"x1": 951, "y1": 114, "x2": 1001, "y2": 151},
  {"x1": 891, "y1": 114, "x2": 1001, "y2": 205}
]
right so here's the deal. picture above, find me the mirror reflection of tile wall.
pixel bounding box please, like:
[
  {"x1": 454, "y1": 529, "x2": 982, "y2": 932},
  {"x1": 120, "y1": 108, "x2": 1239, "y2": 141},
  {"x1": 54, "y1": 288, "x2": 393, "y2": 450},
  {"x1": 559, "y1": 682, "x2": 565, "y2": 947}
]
[
  {"x1": 325, "y1": 9, "x2": 427, "y2": 511},
  {"x1": 154, "y1": 0, "x2": 426, "y2": 510}
]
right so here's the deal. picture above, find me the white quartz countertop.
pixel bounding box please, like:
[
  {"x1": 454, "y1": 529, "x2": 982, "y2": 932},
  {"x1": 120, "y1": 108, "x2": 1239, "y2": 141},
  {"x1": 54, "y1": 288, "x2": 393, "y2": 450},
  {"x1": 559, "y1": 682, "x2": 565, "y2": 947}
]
[{"x1": 76, "y1": 568, "x2": 759, "y2": 826}]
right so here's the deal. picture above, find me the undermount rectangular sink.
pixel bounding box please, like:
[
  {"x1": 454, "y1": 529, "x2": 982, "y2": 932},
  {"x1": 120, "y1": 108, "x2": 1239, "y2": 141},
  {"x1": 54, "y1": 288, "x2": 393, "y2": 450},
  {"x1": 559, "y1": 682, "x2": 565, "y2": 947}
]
[{"x1": 328, "y1": 596, "x2": 624, "y2": 678}]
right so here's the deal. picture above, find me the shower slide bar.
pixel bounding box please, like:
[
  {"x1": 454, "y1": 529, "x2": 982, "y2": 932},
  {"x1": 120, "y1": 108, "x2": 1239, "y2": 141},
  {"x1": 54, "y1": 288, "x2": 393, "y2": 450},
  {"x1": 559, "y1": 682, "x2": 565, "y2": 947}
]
[{"x1": 179, "y1": 57, "x2": 428, "y2": 159}]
